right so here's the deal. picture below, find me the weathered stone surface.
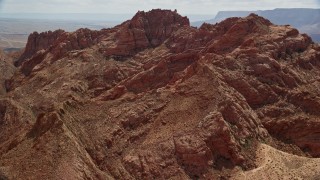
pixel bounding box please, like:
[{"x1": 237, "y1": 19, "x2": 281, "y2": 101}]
[
  {"x1": 16, "y1": 29, "x2": 65, "y2": 66},
  {"x1": 0, "y1": 51, "x2": 15, "y2": 95},
  {"x1": 1, "y1": 9, "x2": 320, "y2": 179}
]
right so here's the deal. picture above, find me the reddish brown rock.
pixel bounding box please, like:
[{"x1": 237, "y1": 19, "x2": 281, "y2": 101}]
[
  {"x1": 174, "y1": 134, "x2": 213, "y2": 172},
  {"x1": 1, "y1": 9, "x2": 320, "y2": 179},
  {"x1": 101, "y1": 9, "x2": 190, "y2": 57},
  {"x1": 263, "y1": 116, "x2": 320, "y2": 157},
  {"x1": 205, "y1": 14, "x2": 271, "y2": 54},
  {"x1": 0, "y1": 50, "x2": 16, "y2": 94},
  {"x1": 16, "y1": 29, "x2": 65, "y2": 66},
  {"x1": 130, "y1": 9, "x2": 190, "y2": 46}
]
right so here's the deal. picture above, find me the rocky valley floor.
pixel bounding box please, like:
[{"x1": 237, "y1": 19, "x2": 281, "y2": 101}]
[{"x1": 0, "y1": 9, "x2": 320, "y2": 179}]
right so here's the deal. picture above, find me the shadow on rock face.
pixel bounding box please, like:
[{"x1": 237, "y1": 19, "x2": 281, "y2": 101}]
[{"x1": 0, "y1": 171, "x2": 8, "y2": 180}]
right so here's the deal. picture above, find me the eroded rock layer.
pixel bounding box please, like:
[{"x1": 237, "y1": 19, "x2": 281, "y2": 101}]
[{"x1": 1, "y1": 9, "x2": 320, "y2": 179}]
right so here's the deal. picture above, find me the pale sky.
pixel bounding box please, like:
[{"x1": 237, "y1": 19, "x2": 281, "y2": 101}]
[
  {"x1": 0, "y1": 0, "x2": 320, "y2": 14},
  {"x1": 1, "y1": 0, "x2": 320, "y2": 15}
]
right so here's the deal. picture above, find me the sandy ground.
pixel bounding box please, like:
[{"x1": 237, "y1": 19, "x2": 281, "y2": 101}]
[{"x1": 233, "y1": 143, "x2": 320, "y2": 180}]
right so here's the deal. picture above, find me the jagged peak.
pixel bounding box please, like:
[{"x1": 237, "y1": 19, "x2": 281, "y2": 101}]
[
  {"x1": 15, "y1": 29, "x2": 66, "y2": 66},
  {"x1": 208, "y1": 13, "x2": 272, "y2": 35},
  {"x1": 246, "y1": 13, "x2": 272, "y2": 26},
  {"x1": 28, "y1": 29, "x2": 66, "y2": 37},
  {"x1": 131, "y1": 9, "x2": 189, "y2": 23},
  {"x1": 127, "y1": 9, "x2": 190, "y2": 46},
  {"x1": 130, "y1": 9, "x2": 190, "y2": 29}
]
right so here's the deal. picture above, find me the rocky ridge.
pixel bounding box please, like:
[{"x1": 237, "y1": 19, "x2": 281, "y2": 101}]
[
  {"x1": 0, "y1": 50, "x2": 15, "y2": 95},
  {"x1": 1, "y1": 9, "x2": 320, "y2": 179}
]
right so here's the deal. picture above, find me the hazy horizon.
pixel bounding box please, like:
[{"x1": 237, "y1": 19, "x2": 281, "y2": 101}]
[
  {"x1": 1, "y1": 0, "x2": 320, "y2": 22},
  {"x1": 1, "y1": 0, "x2": 319, "y2": 15},
  {"x1": 0, "y1": 12, "x2": 218, "y2": 22},
  {"x1": 1, "y1": 7, "x2": 319, "y2": 23}
]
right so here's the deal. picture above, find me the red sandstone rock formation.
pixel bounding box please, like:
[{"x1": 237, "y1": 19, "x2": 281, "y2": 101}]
[
  {"x1": 1, "y1": 9, "x2": 320, "y2": 179},
  {"x1": 0, "y1": 50, "x2": 15, "y2": 95}
]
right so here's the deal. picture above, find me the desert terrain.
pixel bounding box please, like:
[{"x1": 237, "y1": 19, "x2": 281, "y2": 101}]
[
  {"x1": 0, "y1": 9, "x2": 320, "y2": 179},
  {"x1": 0, "y1": 17, "x2": 120, "y2": 51}
]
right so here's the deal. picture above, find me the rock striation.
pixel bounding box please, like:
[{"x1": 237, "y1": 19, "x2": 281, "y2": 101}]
[
  {"x1": 0, "y1": 50, "x2": 15, "y2": 95},
  {"x1": 1, "y1": 9, "x2": 320, "y2": 179}
]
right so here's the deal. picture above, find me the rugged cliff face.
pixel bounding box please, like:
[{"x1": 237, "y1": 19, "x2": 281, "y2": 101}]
[
  {"x1": 192, "y1": 8, "x2": 320, "y2": 43},
  {"x1": 0, "y1": 50, "x2": 15, "y2": 95},
  {"x1": 1, "y1": 9, "x2": 320, "y2": 179}
]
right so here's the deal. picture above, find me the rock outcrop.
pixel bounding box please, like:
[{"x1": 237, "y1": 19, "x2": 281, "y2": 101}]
[
  {"x1": 0, "y1": 50, "x2": 15, "y2": 95},
  {"x1": 100, "y1": 9, "x2": 190, "y2": 57},
  {"x1": 15, "y1": 30, "x2": 65, "y2": 67},
  {"x1": 1, "y1": 9, "x2": 320, "y2": 179}
]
